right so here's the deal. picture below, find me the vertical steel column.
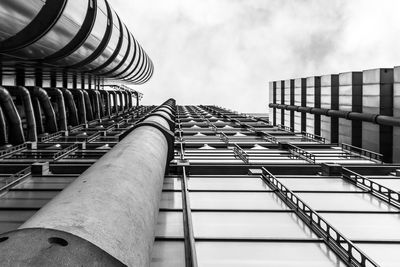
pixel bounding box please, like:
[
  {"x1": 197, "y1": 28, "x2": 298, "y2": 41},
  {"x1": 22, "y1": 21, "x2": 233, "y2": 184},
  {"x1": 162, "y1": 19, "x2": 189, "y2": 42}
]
[
  {"x1": 394, "y1": 66, "x2": 400, "y2": 163},
  {"x1": 268, "y1": 81, "x2": 275, "y2": 125},
  {"x1": 320, "y1": 74, "x2": 339, "y2": 143},
  {"x1": 0, "y1": 99, "x2": 176, "y2": 266}
]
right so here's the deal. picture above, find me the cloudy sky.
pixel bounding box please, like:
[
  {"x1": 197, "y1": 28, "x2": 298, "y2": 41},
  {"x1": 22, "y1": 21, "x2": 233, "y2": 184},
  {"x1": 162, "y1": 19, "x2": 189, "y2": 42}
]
[{"x1": 109, "y1": 0, "x2": 400, "y2": 112}]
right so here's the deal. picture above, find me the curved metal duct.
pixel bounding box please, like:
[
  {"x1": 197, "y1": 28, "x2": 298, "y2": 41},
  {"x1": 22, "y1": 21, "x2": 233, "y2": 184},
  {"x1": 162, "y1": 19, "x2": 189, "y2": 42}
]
[
  {"x1": 32, "y1": 97, "x2": 44, "y2": 134},
  {"x1": 0, "y1": 0, "x2": 153, "y2": 84},
  {"x1": 0, "y1": 86, "x2": 25, "y2": 145},
  {"x1": 82, "y1": 90, "x2": 94, "y2": 121},
  {"x1": 108, "y1": 91, "x2": 118, "y2": 115},
  {"x1": 43, "y1": 88, "x2": 68, "y2": 131},
  {"x1": 99, "y1": 90, "x2": 111, "y2": 117},
  {"x1": 5, "y1": 86, "x2": 37, "y2": 142},
  {"x1": 28, "y1": 87, "x2": 58, "y2": 134},
  {"x1": 0, "y1": 107, "x2": 8, "y2": 145},
  {"x1": 60, "y1": 88, "x2": 79, "y2": 126},
  {"x1": 69, "y1": 89, "x2": 87, "y2": 124},
  {"x1": 87, "y1": 90, "x2": 101, "y2": 120}
]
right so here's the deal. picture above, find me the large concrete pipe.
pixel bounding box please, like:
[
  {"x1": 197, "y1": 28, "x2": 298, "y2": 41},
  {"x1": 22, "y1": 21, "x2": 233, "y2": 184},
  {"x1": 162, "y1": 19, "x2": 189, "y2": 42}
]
[
  {"x1": 0, "y1": 99, "x2": 176, "y2": 266},
  {"x1": 28, "y1": 87, "x2": 58, "y2": 133},
  {"x1": 82, "y1": 90, "x2": 94, "y2": 121},
  {"x1": 60, "y1": 88, "x2": 79, "y2": 126},
  {"x1": 6, "y1": 86, "x2": 37, "y2": 142},
  {"x1": 69, "y1": 89, "x2": 87, "y2": 124},
  {"x1": 0, "y1": 86, "x2": 25, "y2": 145},
  {"x1": 43, "y1": 88, "x2": 68, "y2": 131},
  {"x1": 0, "y1": 107, "x2": 8, "y2": 145}
]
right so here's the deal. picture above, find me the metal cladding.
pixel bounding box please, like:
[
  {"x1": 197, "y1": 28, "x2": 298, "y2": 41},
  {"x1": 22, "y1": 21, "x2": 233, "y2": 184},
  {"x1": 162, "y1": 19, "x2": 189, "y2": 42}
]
[
  {"x1": 0, "y1": 99, "x2": 176, "y2": 266},
  {"x1": 0, "y1": 0, "x2": 153, "y2": 84},
  {"x1": 269, "y1": 67, "x2": 400, "y2": 163}
]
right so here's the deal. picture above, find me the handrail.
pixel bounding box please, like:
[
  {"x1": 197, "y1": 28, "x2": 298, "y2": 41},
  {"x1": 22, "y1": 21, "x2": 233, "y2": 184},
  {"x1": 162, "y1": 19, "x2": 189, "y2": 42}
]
[
  {"x1": 233, "y1": 143, "x2": 249, "y2": 164},
  {"x1": 261, "y1": 132, "x2": 277, "y2": 144},
  {"x1": 53, "y1": 143, "x2": 79, "y2": 161},
  {"x1": 0, "y1": 143, "x2": 27, "y2": 159},
  {"x1": 301, "y1": 131, "x2": 326, "y2": 144},
  {"x1": 261, "y1": 167, "x2": 379, "y2": 267},
  {"x1": 39, "y1": 131, "x2": 63, "y2": 142},
  {"x1": 287, "y1": 144, "x2": 315, "y2": 163},
  {"x1": 341, "y1": 143, "x2": 383, "y2": 163},
  {"x1": 342, "y1": 167, "x2": 400, "y2": 209},
  {"x1": 87, "y1": 132, "x2": 101, "y2": 142},
  {"x1": 0, "y1": 166, "x2": 31, "y2": 194},
  {"x1": 277, "y1": 124, "x2": 293, "y2": 132},
  {"x1": 219, "y1": 132, "x2": 229, "y2": 145}
]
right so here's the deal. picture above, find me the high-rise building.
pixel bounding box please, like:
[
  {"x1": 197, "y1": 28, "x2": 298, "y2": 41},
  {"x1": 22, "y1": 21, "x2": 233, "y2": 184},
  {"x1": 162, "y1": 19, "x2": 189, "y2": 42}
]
[{"x1": 0, "y1": 1, "x2": 400, "y2": 267}]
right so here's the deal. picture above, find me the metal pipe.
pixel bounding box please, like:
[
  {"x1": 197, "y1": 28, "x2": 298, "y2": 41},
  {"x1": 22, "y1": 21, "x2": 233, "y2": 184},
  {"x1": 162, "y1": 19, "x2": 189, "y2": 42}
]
[
  {"x1": 87, "y1": 90, "x2": 101, "y2": 120},
  {"x1": 82, "y1": 90, "x2": 94, "y2": 121},
  {"x1": 0, "y1": 107, "x2": 8, "y2": 145},
  {"x1": 43, "y1": 88, "x2": 68, "y2": 131},
  {"x1": 115, "y1": 90, "x2": 123, "y2": 113},
  {"x1": 6, "y1": 86, "x2": 37, "y2": 141},
  {"x1": 29, "y1": 87, "x2": 58, "y2": 133},
  {"x1": 127, "y1": 91, "x2": 133, "y2": 109},
  {"x1": 0, "y1": 86, "x2": 25, "y2": 144},
  {"x1": 0, "y1": 99, "x2": 176, "y2": 266},
  {"x1": 269, "y1": 103, "x2": 400, "y2": 128},
  {"x1": 69, "y1": 89, "x2": 87, "y2": 124},
  {"x1": 108, "y1": 91, "x2": 118, "y2": 115},
  {"x1": 60, "y1": 88, "x2": 79, "y2": 126},
  {"x1": 32, "y1": 97, "x2": 44, "y2": 134},
  {"x1": 99, "y1": 90, "x2": 111, "y2": 117}
]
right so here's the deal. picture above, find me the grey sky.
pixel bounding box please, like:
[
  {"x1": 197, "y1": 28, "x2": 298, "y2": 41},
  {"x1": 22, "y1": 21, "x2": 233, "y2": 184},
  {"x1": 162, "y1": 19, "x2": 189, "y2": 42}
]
[{"x1": 108, "y1": 0, "x2": 400, "y2": 112}]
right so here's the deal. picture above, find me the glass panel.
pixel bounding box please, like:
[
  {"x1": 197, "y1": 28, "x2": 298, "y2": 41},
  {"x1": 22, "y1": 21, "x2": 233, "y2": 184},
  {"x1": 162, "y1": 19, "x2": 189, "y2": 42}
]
[
  {"x1": 192, "y1": 212, "x2": 317, "y2": 239},
  {"x1": 190, "y1": 192, "x2": 289, "y2": 210},
  {"x1": 277, "y1": 178, "x2": 361, "y2": 192},
  {"x1": 322, "y1": 213, "x2": 400, "y2": 241},
  {"x1": 160, "y1": 192, "x2": 182, "y2": 209},
  {"x1": 357, "y1": 243, "x2": 400, "y2": 267},
  {"x1": 150, "y1": 241, "x2": 185, "y2": 267},
  {"x1": 163, "y1": 178, "x2": 181, "y2": 190},
  {"x1": 155, "y1": 211, "x2": 183, "y2": 237},
  {"x1": 188, "y1": 177, "x2": 269, "y2": 191},
  {"x1": 196, "y1": 241, "x2": 346, "y2": 267}
]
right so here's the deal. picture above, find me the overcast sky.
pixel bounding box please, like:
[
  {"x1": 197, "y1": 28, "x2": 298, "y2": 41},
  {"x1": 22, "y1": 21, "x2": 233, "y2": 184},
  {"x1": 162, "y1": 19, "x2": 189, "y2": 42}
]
[{"x1": 109, "y1": 0, "x2": 400, "y2": 113}]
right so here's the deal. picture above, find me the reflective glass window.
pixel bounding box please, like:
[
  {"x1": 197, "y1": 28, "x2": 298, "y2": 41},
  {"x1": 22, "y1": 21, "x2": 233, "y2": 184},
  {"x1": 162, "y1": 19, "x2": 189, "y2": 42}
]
[
  {"x1": 156, "y1": 211, "x2": 183, "y2": 237},
  {"x1": 188, "y1": 177, "x2": 269, "y2": 191},
  {"x1": 160, "y1": 192, "x2": 182, "y2": 209},
  {"x1": 150, "y1": 241, "x2": 185, "y2": 267}
]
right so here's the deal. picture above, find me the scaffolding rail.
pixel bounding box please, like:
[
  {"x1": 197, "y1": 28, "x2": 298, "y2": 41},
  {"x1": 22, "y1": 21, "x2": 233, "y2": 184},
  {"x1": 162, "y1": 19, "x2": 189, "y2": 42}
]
[
  {"x1": 0, "y1": 144, "x2": 27, "y2": 159},
  {"x1": 287, "y1": 144, "x2": 316, "y2": 163},
  {"x1": 233, "y1": 143, "x2": 249, "y2": 164},
  {"x1": 341, "y1": 143, "x2": 383, "y2": 163},
  {"x1": 342, "y1": 167, "x2": 400, "y2": 209},
  {"x1": 0, "y1": 166, "x2": 31, "y2": 194},
  {"x1": 261, "y1": 167, "x2": 379, "y2": 267},
  {"x1": 301, "y1": 131, "x2": 326, "y2": 144},
  {"x1": 53, "y1": 143, "x2": 79, "y2": 161}
]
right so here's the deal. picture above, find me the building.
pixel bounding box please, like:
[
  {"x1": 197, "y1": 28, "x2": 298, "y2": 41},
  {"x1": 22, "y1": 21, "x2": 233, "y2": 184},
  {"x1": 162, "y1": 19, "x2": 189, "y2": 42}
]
[
  {"x1": 0, "y1": 1, "x2": 400, "y2": 267},
  {"x1": 269, "y1": 67, "x2": 400, "y2": 163}
]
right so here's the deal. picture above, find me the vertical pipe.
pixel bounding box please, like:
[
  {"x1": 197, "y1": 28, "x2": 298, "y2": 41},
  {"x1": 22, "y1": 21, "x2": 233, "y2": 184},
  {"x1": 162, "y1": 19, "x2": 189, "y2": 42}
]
[{"x1": 0, "y1": 99, "x2": 176, "y2": 266}]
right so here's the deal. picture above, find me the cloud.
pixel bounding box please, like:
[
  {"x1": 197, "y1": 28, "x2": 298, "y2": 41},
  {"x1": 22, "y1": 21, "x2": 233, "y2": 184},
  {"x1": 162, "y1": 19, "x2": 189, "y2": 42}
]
[{"x1": 108, "y1": 0, "x2": 400, "y2": 113}]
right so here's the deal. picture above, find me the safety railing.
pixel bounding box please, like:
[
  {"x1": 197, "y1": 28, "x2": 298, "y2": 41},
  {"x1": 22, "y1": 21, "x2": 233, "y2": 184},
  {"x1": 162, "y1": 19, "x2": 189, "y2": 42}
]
[
  {"x1": 342, "y1": 168, "x2": 400, "y2": 209},
  {"x1": 301, "y1": 131, "x2": 326, "y2": 144},
  {"x1": 219, "y1": 132, "x2": 229, "y2": 145},
  {"x1": 261, "y1": 167, "x2": 379, "y2": 267},
  {"x1": 87, "y1": 132, "x2": 101, "y2": 142},
  {"x1": 0, "y1": 166, "x2": 31, "y2": 194},
  {"x1": 233, "y1": 143, "x2": 249, "y2": 164},
  {"x1": 39, "y1": 131, "x2": 63, "y2": 142},
  {"x1": 53, "y1": 143, "x2": 79, "y2": 161},
  {"x1": 341, "y1": 143, "x2": 383, "y2": 163},
  {"x1": 287, "y1": 144, "x2": 316, "y2": 163},
  {"x1": 261, "y1": 132, "x2": 277, "y2": 144},
  {"x1": 277, "y1": 124, "x2": 293, "y2": 132},
  {"x1": 0, "y1": 143, "x2": 27, "y2": 159}
]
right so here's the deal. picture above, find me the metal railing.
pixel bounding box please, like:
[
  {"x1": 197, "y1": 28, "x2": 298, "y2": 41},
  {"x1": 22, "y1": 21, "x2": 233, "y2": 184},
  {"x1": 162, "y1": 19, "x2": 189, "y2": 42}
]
[
  {"x1": 261, "y1": 132, "x2": 277, "y2": 144},
  {"x1": 39, "y1": 131, "x2": 63, "y2": 142},
  {"x1": 261, "y1": 167, "x2": 379, "y2": 267},
  {"x1": 301, "y1": 131, "x2": 326, "y2": 144},
  {"x1": 342, "y1": 168, "x2": 400, "y2": 209},
  {"x1": 277, "y1": 124, "x2": 293, "y2": 132},
  {"x1": 0, "y1": 166, "x2": 31, "y2": 194},
  {"x1": 53, "y1": 144, "x2": 79, "y2": 161},
  {"x1": 0, "y1": 144, "x2": 27, "y2": 159},
  {"x1": 219, "y1": 132, "x2": 229, "y2": 145},
  {"x1": 287, "y1": 144, "x2": 316, "y2": 163},
  {"x1": 233, "y1": 143, "x2": 249, "y2": 164},
  {"x1": 341, "y1": 143, "x2": 383, "y2": 163}
]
